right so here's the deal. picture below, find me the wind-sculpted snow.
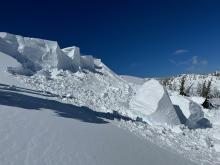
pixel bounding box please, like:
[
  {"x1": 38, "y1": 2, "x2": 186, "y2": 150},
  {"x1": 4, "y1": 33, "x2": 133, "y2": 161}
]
[
  {"x1": 129, "y1": 79, "x2": 181, "y2": 125},
  {"x1": 0, "y1": 32, "x2": 96, "y2": 75}
]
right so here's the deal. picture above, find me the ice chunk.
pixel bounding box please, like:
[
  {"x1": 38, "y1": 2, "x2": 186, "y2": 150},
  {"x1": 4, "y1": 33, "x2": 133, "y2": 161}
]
[
  {"x1": 129, "y1": 79, "x2": 181, "y2": 126},
  {"x1": 170, "y1": 95, "x2": 211, "y2": 129}
]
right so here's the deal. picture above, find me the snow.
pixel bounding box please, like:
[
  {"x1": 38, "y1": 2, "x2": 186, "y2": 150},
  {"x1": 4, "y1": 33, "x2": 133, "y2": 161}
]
[
  {"x1": 214, "y1": 144, "x2": 220, "y2": 153},
  {"x1": 170, "y1": 93, "x2": 212, "y2": 129},
  {"x1": 161, "y1": 73, "x2": 220, "y2": 97},
  {"x1": 0, "y1": 32, "x2": 96, "y2": 74},
  {"x1": 170, "y1": 95, "x2": 191, "y2": 118},
  {"x1": 129, "y1": 79, "x2": 181, "y2": 125},
  {"x1": 190, "y1": 96, "x2": 205, "y2": 105},
  {"x1": 1, "y1": 33, "x2": 220, "y2": 164},
  {"x1": 120, "y1": 75, "x2": 145, "y2": 85},
  {"x1": 62, "y1": 46, "x2": 81, "y2": 70},
  {"x1": 80, "y1": 55, "x2": 95, "y2": 70},
  {"x1": 0, "y1": 54, "x2": 196, "y2": 165},
  {"x1": 211, "y1": 98, "x2": 220, "y2": 107},
  {"x1": 0, "y1": 101, "x2": 195, "y2": 165},
  {"x1": 0, "y1": 52, "x2": 25, "y2": 87}
]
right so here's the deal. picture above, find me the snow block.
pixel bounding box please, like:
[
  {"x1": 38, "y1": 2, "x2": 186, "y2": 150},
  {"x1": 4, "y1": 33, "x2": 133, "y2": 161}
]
[
  {"x1": 170, "y1": 95, "x2": 211, "y2": 129},
  {"x1": 129, "y1": 79, "x2": 181, "y2": 126},
  {"x1": 62, "y1": 46, "x2": 81, "y2": 71},
  {"x1": 0, "y1": 32, "x2": 74, "y2": 72},
  {"x1": 0, "y1": 32, "x2": 97, "y2": 74},
  {"x1": 80, "y1": 55, "x2": 95, "y2": 70}
]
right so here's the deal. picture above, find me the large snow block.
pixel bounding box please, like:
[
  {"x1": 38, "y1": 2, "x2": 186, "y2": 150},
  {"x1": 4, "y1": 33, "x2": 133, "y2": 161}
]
[
  {"x1": 0, "y1": 32, "x2": 74, "y2": 73},
  {"x1": 129, "y1": 79, "x2": 181, "y2": 125},
  {"x1": 0, "y1": 32, "x2": 98, "y2": 74},
  {"x1": 170, "y1": 95, "x2": 211, "y2": 129},
  {"x1": 80, "y1": 55, "x2": 95, "y2": 70},
  {"x1": 62, "y1": 46, "x2": 81, "y2": 71}
]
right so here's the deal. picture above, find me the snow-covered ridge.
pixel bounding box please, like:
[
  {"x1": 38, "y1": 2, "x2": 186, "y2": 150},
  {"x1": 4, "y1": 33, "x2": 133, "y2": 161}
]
[
  {"x1": 121, "y1": 73, "x2": 220, "y2": 99},
  {"x1": 160, "y1": 73, "x2": 220, "y2": 98},
  {"x1": 0, "y1": 32, "x2": 97, "y2": 75}
]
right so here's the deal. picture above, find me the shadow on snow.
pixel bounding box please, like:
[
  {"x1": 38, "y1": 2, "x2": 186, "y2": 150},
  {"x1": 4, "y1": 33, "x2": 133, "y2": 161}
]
[{"x1": 0, "y1": 84, "x2": 132, "y2": 124}]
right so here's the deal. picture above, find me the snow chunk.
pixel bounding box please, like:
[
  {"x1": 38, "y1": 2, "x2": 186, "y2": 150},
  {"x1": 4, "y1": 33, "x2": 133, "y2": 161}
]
[
  {"x1": 170, "y1": 95, "x2": 191, "y2": 118},
  {"x1": 190, "y1": 96, "x2": 205, "y2": 105},
  {"x1": 62, "y1": 46, "x2": 81, "y2": 70},
  {"x1": 214, "y1": 144, "x2": 220, "y2": 152},
  {"x1": 170, "y1": 95, "x2": 211, "y2": 129},
  {"x1": 80, "y1": 55, "x2": 95, "y2": 70},
  {"x1": 171, "y1": 125, "x2": 183, "y2": 133},
  {"x1": 0, "y1": 32, "x2": 97, "y2": 75},
  {"x1": 0, "y1": 33, "x2": 73, "y2": 73},
  {"x1": 129, "y1": 79, "x2": 181, "y2": 126}
]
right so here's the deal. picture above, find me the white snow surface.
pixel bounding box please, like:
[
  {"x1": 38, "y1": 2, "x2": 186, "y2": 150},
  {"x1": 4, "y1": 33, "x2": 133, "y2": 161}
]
[
  {"x1": 0, "y1": 47, "x2": 197, "y2": 165},
  {"x1": 190, "y1": 96, "x2": 205, "y2": 105},
  {"x1": 120, "y1": 75, "x2": 145, "y2": 85},
  {"x1": 1, "y1": 33, "x2": 220, "y2": 164},
  {"x1": 171, "y1": 95, "x2": 191, "y2": 118},
  {"x1": 0, "y1": 102, "x2": 196, "y2": 165},
  {"x1": 0, "y1": 52, "x2": 24, "y2": 87},
  {"x1": 130, "y1": 79, "x2": 181, "y2": 125}
]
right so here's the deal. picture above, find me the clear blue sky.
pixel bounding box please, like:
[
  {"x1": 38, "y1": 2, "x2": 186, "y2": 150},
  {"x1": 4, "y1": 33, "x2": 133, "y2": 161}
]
[{"x1": 0, "y1": 0, "x2": 220, "y2": 77}]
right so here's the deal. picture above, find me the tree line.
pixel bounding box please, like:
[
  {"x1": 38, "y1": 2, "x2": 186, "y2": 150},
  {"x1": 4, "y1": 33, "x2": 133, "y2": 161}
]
[{"x1": 179, "y1": 76, "x2": 219, "y2": 99}]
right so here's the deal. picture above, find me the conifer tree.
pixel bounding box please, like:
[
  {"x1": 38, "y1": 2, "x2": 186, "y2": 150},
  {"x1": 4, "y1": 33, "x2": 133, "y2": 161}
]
[
  {"x1": 205, "y1": 80, "x2": 212, "y2": 98},
  {"x1": 201, "y1": 81, "x2": 206, "y2": 97},
  {"x1": 179, "y1": 76, "x2": 186, "y2": 96}
]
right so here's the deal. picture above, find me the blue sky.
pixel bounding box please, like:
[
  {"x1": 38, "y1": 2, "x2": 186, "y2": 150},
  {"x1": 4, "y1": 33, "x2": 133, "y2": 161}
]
[{"x1": 0, "y1": 0, "x2": 220, "y2": 77}]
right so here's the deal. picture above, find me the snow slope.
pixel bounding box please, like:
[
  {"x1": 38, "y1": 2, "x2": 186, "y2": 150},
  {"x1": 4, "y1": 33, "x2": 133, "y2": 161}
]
[
  {"x1": 120, "y1": 75, "x2": 146, "y2": 85},
  {"x1": 1, "y1": 33, "x2": 220, "y2": 164},
  {"x1": 0, "y1": 49, "x2": 196, "y2": 165},
  {"x1": 129, "y1": 79, "x2": 181, "y2": 125},
  {"x1": 0, "y1": 92, "x2": 196, "y2": 165}
]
